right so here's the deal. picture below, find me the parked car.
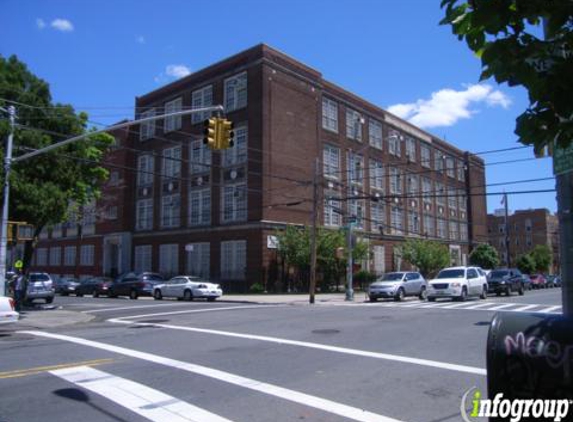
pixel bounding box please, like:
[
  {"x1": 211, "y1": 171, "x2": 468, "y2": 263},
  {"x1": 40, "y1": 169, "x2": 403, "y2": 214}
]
[
  {"x1": 54, "y1": 277, "x2": 80, "y2": 296},
  {"x1": 520, "y1": 274, "x2": 533, "y2": 290},
  {"x1": 427, "y1": 266, "x2": 488, "y2": 302},
  {"x1": 26, "y1": 272, "x2": 55, "y2": 304},
  {"x1": 153, "y1": 275, "x2": 222, "y2": 301},
  {"x1": 487, "y1": 268, "x2": 525, "y2": 296},
  {"x1": 0, "y1": 296, "x2": 18, "y2": 325},
  {"x1": 554, "y1": 276, "x2": 562, "y2": 288},
  {"x1": 368, "y1": 272, "x2": 427, "y2": 302},
  {"x1": 529, "y1": 274, "x2": 547, "y2": 289},
  {"x1": 92, "y1": 277, "x2": 116, "y2": 297},
  {"x1": 108, "y1": 272, "x2": 165, "y2": 299},
  {"x1": 75, "y1": 277, "x2": 103, "y2": 297},
  {"x1": 545, "y1": 274, "x2": 557, "y2": 288}
]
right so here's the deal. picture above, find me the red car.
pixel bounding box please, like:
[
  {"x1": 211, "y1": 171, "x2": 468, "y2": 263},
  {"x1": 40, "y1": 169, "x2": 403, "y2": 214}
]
[{"x1": 529, "y1": 274, "x2": 547, "y2": 289}]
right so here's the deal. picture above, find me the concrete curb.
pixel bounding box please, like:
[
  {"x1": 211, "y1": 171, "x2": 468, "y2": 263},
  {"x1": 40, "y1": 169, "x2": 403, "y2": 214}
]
[{"x1": 15, "y1": 307, "x2": 95, "y2": 329}]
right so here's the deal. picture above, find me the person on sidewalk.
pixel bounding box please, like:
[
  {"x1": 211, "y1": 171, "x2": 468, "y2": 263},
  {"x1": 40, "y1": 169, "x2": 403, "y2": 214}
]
[{"x1": 13, "y1": 270, "x2": 27, "y2": 312}]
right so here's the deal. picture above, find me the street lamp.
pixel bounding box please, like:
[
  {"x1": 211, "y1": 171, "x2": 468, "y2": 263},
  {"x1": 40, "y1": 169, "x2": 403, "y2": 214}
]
[{"x1": 0, "y1": 105, "x2": 15, "y2": 296}]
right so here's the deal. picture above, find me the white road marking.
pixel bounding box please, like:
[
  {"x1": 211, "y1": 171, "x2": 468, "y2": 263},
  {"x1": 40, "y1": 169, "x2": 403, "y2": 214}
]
[
  {"x1": 461, "y1": 302, "x2": 496, "y2": 310},
  {"x1": 111, "y1": 305, "x2": 280, "y2": 320},
  {"x1": 396, "y1": 301, "x2": 427, "y2": 308},
  {"x1": 24, "y1": 331, "x2": 404, "y2": 422},
  {"x1": 536, "y1": 305, "x2": 562, "y2": 314},
  {"x1": 438, "y1": 302, "x2": 476, "y2": 309},
  {"x1": 484, "y1": 303, "x2": 515, "y2": 311},
  {"x1": 82, "y1": 303, "x2": 196, "y2": 314},
  {"x1": 51, "y1": 366, "x2": 234, "y2": 422},
  {"x1": 106, "y1": 318, "x2": 486, "y2": 376},
  {"x1": 509, "y1": 304, "x2": 539, "y2": 312}
]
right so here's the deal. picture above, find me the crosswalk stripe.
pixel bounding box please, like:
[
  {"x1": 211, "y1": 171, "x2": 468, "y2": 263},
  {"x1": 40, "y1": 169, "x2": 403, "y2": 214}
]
[
  {"x1": 27, "y1": 331, "x2": 406, "y2": 422},
  {"x1": 459, "y1": 302, "x2": 494, "y2": 310},
  {"x1": 484, "y1": 304, "x2": 514, "y2": 311},
  {"x1": 510, "y1": 304, "x2": 539, "y2": 312},
  {"x1": 438, "y1": 302, "x2": 476, "y2": 309},
  {"x1": 536, "y1": 305, "x2": 561, "y2": 314},
  {"x1": 51, "y1": 366, "x2": 234, "y2": 422}
]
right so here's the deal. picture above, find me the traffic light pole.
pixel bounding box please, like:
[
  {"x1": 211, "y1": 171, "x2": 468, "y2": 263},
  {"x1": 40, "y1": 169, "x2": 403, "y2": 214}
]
[
  {"x1": 0, "y1": 105, "x2": 15, "y2": 297},
  {"x1": 309, "y1": 158, "x2": 319, "y2": 304},
  {"x1": 0, "y1": 105, "x2": 223, "y2": 297}
]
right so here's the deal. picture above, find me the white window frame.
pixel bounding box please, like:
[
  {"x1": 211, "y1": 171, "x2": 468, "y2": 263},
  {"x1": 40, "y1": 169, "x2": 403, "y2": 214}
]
[
  {"x1": 140, "y1": 108, "x2": 156, "y2": 141},
  {"x1": 220, "y1": 240, "x2": 247, "y2": 280},
  {"x1": 349, "y1": 199, "x2": 364, "y2": 230},
  {"x1": 164, "y1": 97, "x2": 182, "y2": 133},
  {"x1": 388, "y1": 129, "x2": 402, "y2": 157},
  {"x1": 134, "y1": 245, "x2": 152, "y2": 273},
  {"x1": 224, "y1": 72, "x2": 247, "y2": 112},
  {"x1": 449, "y1": 221, "x2": 459, "y2": 241},
  {"x1": 347, "y1": 151, "x2": 364, "y2": 185},
  {"x1": 424, "y1": 214, "x2": 435, "y2": 237},
  {"x1": 185, "y1": 242, "x2": 210, "y2": 278},
  {"x1": 369, "y1": 119, "x2": 383, "y2": 149},
  {"x1": 370, "y1": 202, "x2": 385, "y2": 232},
  {"x1": 437, "y1": 219, "x2": 447, "y2": 239},
  {"x1": 190, "y1": 139, "x2": 212, "y2": 174},
  {"x1": 436, "y1": 182, "x2": 445, "y2": 206},
  {"x1": 346, "y1": 108, "x2": 363, "y2": 141},
  {"x1": 391, "y1": 206, "x2": 403, "y2": 235},
  {"x1": 137, "y1": 154, "x2": 154, "y2": 186},
  {"x1": 322, "y1": 97, "x2": 338, "y2": 133},
  {"x1": 36, "y1": 248, "x2": 48, "y2": 266},
  {"x1": 323, "y1": 144, "x2": 340, "y2": 179},
  {"x1": 408, "y1": 211, "x2": 420, "y2": 234},
  {"x1": 64, "y1": 246, "x2": 76, "y2": 266},
  {"x1": 191, "y1": 85, "x2": 213, "y2": 124},
  {"x1": 159, "y1": 244, "x2": 179, "y2": 277},
  {"x1": 422, "y1": 177, "x2": 433, "y2": 205},
  {"x1": 421, "y1": 144, "x2": 431, "y2": 168},
  {"x1": 457, "y1": 160, "x2": 465, "y2": 181},
  {"x1": 80, "y1": 245, "x2": 94, "y2": 266},
  {"x1": 223, "y1": 124, "x2": 247, "y2": 167},
  {"x1": 188, "y1": 188, "x2": 211, "y2": 226},
  {"x1": 435, "y1": 151, "x2": 445, "y2": 173},
  {"x1": 390, "y1": 167, "x2": 402, "y2": 194},
  {"x1": 324, "y1": 194, "x2": 342, "y2": 227},
  {"x1": 405, "y1": 137, "x2": 416, "y2": 162},
  {"x1": 407, "y1": 175, "x2": 419, "y2": 195},
  {"x1": 136, "y1": 198, "x2": 153, "y2": 231},
  {"x1": 448, "y1": 187, "x2": 457, "y2": 210},
  {"x1": 162, "y1": 146, "x2": 182, "y2": 179},
  {"x1": 161, "y1": 193, "x2": 180, "y2": 228},
  {"x1": 49, "y1": 247, "x2": 61, "y2": 266},
  {"x1": 222, "y1": 183, "x2": 247, "y2": 223},
  {"x1": 369, "y1": 159, "x2": 384, "y2": 191},
  {"x1": 446, "y1": 156, "x2": 455, "y2": 178}
]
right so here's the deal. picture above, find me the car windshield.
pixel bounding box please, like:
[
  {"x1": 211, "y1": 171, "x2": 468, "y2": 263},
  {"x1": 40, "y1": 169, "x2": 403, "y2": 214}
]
[
  {"x1": 436, "y1": 269, "x2": 465, "y2": 279},
  {"x1": 29, "y1": 274, "x2": 50, "y2": 282},
  {"x1": 490, "y1": 270, "x2": 509, "y2": 278},
  {"x1": 380, "y1": 273, "x2": 404, "y2": 281}
]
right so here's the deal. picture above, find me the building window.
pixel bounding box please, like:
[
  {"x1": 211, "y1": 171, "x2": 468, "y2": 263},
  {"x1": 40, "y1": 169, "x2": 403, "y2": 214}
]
[
  {"x1": 449, "y1": 221, "x2": 459, "y2": 240},
  {"x1": 388, "y1": 129, "x2": 401, "y2": 157},
  {"x1": 80, "y1": 245, "x2": 94, "y2": 266},
  {"x1": 424, "y1": 214, "x2": 435, "y2": 237},
  {"x1": 164, "y1": 97, "x2": 182, "y2": 133},
  {"x1": 223, "y1": 124, "x2": 247, "y2": 167},
  {"x1": 436, "y1": 182, "x2": 445, "y2": 206},
  {"x1": 140, "y1": 108, "x2": 156, "y2": 141},
  {"x1": 134, "y1": 245, "x2": 152, "y2": 273},
  {"x1": 188, "y1": 188, "x2": 211, "y2": 226},
  {"x1": 422, "y1": 178, "x2": 433, "y2": 205},
  {"x1": 36, "y1": 248, "x2": 48, "y2": 266},
  {"x1": 220, "y1": 240, "x2": 246, "y2": 280},
  {"x1": 448, "y1": 187, "x2": 457, "y2": 210},
  {"x1": 49, "y1": 247, "x2": 61, "y2": 266},
  {"x1": 323, "y1": 145, "x2": 340, "y2": 179},
  {"x1": 446, "y1": 156, "x2": 455, "y2": 178},
  {"x1": 347, "y1": 152, "x2": 363, "y2": 184},
  {"x1": 322, "y1": 97, "x2": 338, "y2": 133},
  {"x1": 82, "y1": 203, "x2": 96, "y2": 236},
  {"x1": 421, "y1": 144, "x2": 431, "y2": 168},
  {"x1": 161, "y1": 194, "x2": 180, "y2": 228},
  {"x1": 159, "y1": 244, "x2": 179, "y2": 277},
  {"x1": 458, "y1": 189, "x2": 467, "y2": 211},
  {"x1": 191, "y1": 85, "x2": 213, "y2": 124},
  {"x1": 224, "y1": 72, "x2": 247, "y2": 112},
  {"x1": 391, "y1": 206, "x2": 403, "y2": 235},
  {"x1": 390, "y1": 167, "x2": 402, "y2": 194},
  {"x1": 106, "y1": 206, "x2": 118, "y2": 220},
  {"x1": 407, "y1": 175, "x2": 419, "y2": 195},
  {"x1": 324, "y1": 194, "x2": 342, "y2": 227},
  {"x1": 405, "y1": 137, "x2": 416, "y2": 162},
  {"x1": 136, "y1": 198, "x2": 153, "y2": 231},
  {"x1": 346, "y1": 108, "x2": 363, "y2": 141},
  {"x1": 64, "y1": 246, "x2": 76, "y2": 266},
  {"x1": 369, "y1": 119, "x2": 383, "y2": 149},
  {"x1": 162, "y1": 146, "x2": 182, "y2": 179},
  {"x1": 460, "y1": 223, "x2": 468, "y2": 241},
  {"x1": 190, "y1": 140, "x2": 211, "y2": 174},
  {"x1": 457, "y1": 160, "x2": 465, "y2": 182},
  {"x1": 437, "y1": 219, "x2": 447, "y2": 239},
  {"x1": 369, "y1": 159, "x2": 384, "y2": 191},
  {"x1": 525, "y1": 219, "x2": 532, "y2": 232},
  {"x1": 435, "y1": 151, "x2": 444, "y2": 173},
  {"x1": 408, "y1": 211, "x2": 420, "y2": 234},
  {"x1": 349, "y1": 199, "x2": 364, "y2": 230},
  {"x1": 186, "y1": 242, "x2": 210, "y2": 278},
  {"x1": 137, "y1": 155, "x2": 154, "y2": 186},
  {"x1": 52, "y1": 223, "x2": 62, "y2": 239},
  {"x1": 371, "y1": 202, "x2": 385, "y2": 232},
  {"x1": 222, "y1": 184, "x2": 247, "y2": 223}
]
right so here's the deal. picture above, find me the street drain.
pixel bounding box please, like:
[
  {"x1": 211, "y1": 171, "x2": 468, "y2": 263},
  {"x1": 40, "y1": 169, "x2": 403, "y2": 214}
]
[{"x1": 312, "y1": 329, "x2": 340, "y2": 335}]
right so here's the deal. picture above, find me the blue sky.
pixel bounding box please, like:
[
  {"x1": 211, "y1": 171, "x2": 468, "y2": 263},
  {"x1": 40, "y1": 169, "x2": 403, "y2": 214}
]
[{"x1": 0, "y1": 0, "x2": 556, "y2": 213}]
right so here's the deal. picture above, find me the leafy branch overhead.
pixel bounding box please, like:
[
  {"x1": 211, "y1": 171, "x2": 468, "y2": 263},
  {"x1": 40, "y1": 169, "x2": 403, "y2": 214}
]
[{"x1": 440, "y1": 0, "x2": 573, "y2": 151}]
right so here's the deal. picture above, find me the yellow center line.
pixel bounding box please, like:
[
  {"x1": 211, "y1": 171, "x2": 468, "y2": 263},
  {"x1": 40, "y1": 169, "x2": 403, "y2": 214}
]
[{"x1": 0, "y1": 358, "x2": 117, "y2": 379}]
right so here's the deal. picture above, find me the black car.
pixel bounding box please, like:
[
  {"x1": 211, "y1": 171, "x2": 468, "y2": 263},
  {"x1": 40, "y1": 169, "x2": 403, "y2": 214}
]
[
  {"x1": 108, "y1": 272, "x2": 165, "y2": 299},
  {"x1": 54, "y1": 277, "x2": 80, "y2": 295},
  {"x1": 487, "y1": 268, "x2": 525, "y2": 296}
]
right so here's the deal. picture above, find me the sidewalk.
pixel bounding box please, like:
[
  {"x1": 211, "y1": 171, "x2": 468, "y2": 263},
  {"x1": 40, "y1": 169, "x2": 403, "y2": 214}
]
[{"x1": 222, "y1": 292, "x2": 370, "y2": 305}]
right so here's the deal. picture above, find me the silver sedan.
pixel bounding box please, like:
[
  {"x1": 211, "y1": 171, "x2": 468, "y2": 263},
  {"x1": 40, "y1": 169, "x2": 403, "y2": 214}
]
[{"x1": 153, "y1": 275, "x2": 223, "y2": 301}]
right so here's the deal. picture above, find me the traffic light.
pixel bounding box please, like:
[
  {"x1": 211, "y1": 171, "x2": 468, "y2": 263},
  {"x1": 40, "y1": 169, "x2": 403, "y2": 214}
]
[
  {"x1": 203, "y1": 117, "x2": 218, "y2": 149},
  {"x1": 220, "y1": 119, "x2": 235, "y2": 148}
]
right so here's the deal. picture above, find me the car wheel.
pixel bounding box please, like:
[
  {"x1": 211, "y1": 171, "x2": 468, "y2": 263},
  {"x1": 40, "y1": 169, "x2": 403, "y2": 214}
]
[
  {"x1": 46, "y1": 297, "x2": 54, "y2": 304},
  {"x1": 393, "y1": 288, "x2": 405, "y2": 302},
  {"x1": 93, "y1": 291, "x2": 99, "y2": 298},
  {"x1": 77, "y1": 292, "x2": 83, "y2": 297},
  {"x1": 518, "y1": 283, "x2": 525, "y2": 296},
  {"x1": 183, "y1": 290, "x2": 193, "y2": 301},
  {"x1": 459, "y1": 287, "x2": 467, "y2": 302},
  {"x1": 369, "y1": 296, "x2": 378, "y2": 302},
  {"x1": 505, "y1": 287, "x2": 511, "y2": 296},
  {"x1": 480, "y1": 286, "x2": 487, "y2": 300},
  {"x1": 418, "y1": 287, "x2": 427, "y2": 301},
  {"x1": 154, "y1": 290, "x2": 162, "y2": 300},
  {"x1": 428, "y1": 297, "x2": 436, "y2": 302},
  {"x1": 130, "y1": 289, "x2": 138, "y2": 300}
]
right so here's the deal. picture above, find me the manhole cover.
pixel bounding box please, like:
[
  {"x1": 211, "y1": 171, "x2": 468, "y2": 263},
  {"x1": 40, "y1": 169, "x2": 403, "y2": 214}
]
[{"x1": 312, "y1": 329, "x2": 340, "y2": 335}]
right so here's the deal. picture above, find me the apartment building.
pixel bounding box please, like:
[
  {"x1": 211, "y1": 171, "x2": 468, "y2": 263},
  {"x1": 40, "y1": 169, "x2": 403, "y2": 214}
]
[
  {"x1": 487, "y1": 208, "x2": 560, "y2": 272},
  {"x1": 31, "y1": 44, "x2": 487, "y2": 292}
]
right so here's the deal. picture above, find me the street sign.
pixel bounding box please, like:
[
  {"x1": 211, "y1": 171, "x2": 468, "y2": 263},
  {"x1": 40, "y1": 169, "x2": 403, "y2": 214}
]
[
  {"x1": 14, "y1": 260, "x2": 23, "y2": 269},
  {"x1": 553, "y1": 143, "x2": 573, "y2": 175}
]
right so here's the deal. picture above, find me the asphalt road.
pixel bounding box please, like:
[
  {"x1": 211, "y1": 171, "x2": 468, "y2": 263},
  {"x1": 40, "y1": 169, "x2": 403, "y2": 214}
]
[{"x1": 0, "y1": 288, "x2": 564, "y2": 422}]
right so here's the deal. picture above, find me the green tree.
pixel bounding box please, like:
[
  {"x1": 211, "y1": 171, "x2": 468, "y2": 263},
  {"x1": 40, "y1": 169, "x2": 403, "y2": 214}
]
[
  {"x1": 529, "y1": 244, "x2": 552, "y2": 273},
  {"x1": 469, "y1": 243, "x2": 500, "y2": 269},
  {"x1": 0, "y1": 55, "x2": 113, "y2": 268},
  {"x1": 399, "y1": 239, "x2": 451, "y2": 278},
  {"x1": 440, "y1": 1, "x2": 573, "y2": 152},
  {"x1": 516, "y1": 253, "x2": 536, "y2": 275}
]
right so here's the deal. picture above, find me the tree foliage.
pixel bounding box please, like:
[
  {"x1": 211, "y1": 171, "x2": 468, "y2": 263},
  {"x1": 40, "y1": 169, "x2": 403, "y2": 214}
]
[
  {"x1": 469, "y1": 243, "x2": 500, "y2": 269},
  {"x1": 529, "y1": 244, "x2": 552, "y2": 272},
  {"x1": 441, "y1": 0, "x2": 573, "y2": 152},
  {"x1": 0, "y1": 55, "x2": 113, "y2": 267},
  {"x1": 399, "y1": 239, "x2": 451, "y2": 278},
  {"x1": 516, "y1": 253, "x2": 536, "y2": 274}
]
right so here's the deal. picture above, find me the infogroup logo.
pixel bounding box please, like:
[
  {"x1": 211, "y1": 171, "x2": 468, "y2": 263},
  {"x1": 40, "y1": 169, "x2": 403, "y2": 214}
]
[{"x1": 460, "y1": 387, "x2": 571, "y2": 422}]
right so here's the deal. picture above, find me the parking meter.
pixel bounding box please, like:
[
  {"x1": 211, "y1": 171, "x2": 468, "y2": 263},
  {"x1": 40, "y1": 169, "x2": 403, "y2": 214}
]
[{"x1": 487, "y1": 312, "x2": 573, "y2": 421}]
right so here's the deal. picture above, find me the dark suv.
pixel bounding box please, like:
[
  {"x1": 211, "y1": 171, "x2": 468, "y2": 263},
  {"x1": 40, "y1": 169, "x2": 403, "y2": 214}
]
[
  {"x1": 487, "y1": 268, "x2": 525, "y2": 296},
  {"x1": 108, "y1": 272, "x2": 165, "y2": 299}
]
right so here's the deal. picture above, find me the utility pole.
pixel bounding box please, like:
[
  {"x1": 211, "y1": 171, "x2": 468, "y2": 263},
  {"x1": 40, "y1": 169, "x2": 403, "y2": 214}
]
[
  {"x1": 346, "y1": 215, "x2": 354, "y2": 301},
  {"x1": 309, "y1": 158, "x2": 319, "y2": 304},
  {"x1": 504, "y1": 192, "x2": 510, "y2": 267},
  {"x1": 555, "y1": 152, "x2": 573, "y2": 315},
  {"x1": 0, "y1": 105, "x2": 16, "y2": 297}
]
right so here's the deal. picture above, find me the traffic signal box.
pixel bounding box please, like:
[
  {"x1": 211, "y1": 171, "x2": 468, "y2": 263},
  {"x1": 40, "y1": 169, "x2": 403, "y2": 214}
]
[
  {"x1": 6, "y1": 221, "x2": 34, "y2": 243},
  {"x1": 203, "y1": 118, "x2": 235, "y2": 150}
]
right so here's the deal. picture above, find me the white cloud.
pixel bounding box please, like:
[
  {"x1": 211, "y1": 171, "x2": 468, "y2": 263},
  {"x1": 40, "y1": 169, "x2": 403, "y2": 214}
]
[
  {"x1": 165, "y1": 64, "x2": 191, "y2": 79},
  {"x1": 387, "y1": 84, "x2": 511, "y2": 129},
  {"x1": 36, "y1": 18, "x2": 46, "y2": 29},
  {"x1": 136, "y1": 35, "x2": 145, "y2": 44},
  {"x1": 50, "y1": 18, "x2": 74, "y2": 32}
]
